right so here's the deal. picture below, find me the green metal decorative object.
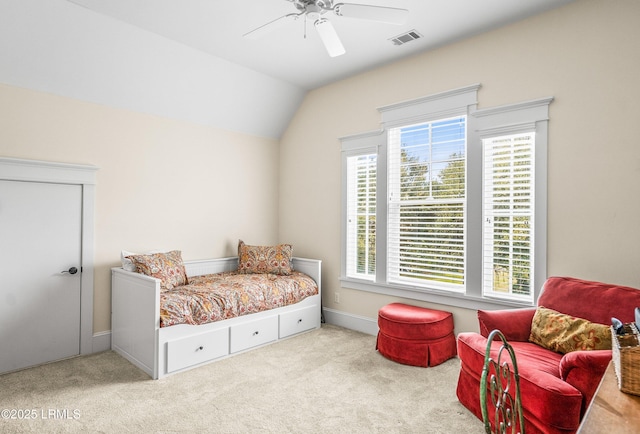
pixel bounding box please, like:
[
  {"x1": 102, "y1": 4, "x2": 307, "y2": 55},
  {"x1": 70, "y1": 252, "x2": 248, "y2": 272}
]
[{"x1": 480, "y1": 329, "x2": 525, "y2": 434}]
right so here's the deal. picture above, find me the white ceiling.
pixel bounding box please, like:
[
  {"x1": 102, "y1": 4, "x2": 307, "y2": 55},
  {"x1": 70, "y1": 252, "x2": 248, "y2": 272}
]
[{"x1": 67, "y1": 0, "x2": 575, "y2": 90}]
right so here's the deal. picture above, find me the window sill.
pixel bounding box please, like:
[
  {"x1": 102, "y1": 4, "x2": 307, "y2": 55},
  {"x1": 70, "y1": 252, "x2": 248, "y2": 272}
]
[{"x1": 339, "y1": 277, "x2": 535, "y2": 312}]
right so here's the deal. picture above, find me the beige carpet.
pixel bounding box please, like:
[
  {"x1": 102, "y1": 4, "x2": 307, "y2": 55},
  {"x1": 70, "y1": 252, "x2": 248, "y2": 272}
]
[{"x1": 0, "y1": 324, "x2": 483, "y2": 433}]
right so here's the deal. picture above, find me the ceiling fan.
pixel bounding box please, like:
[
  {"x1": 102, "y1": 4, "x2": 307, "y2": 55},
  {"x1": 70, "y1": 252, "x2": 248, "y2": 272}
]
[{"x1": 243, "y1": 0, "x2": 409, "y2": 57}]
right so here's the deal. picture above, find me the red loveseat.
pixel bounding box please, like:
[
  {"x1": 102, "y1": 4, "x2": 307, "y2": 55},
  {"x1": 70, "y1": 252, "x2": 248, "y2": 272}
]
[{"x1": 456, "y1": 276, "x2": 640, "y2": 434}]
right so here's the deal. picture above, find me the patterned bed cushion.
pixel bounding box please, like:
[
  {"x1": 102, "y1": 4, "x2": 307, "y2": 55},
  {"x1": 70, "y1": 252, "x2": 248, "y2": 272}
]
[
  {"x1": 125, "y1": 250, "x2": 189, "y2": 290},
  {"x1": 121, "y1": 249, "x2": 167, "y2": 272},
  {"x1": 160, "y1": 270, "x2": 318, "y2": 328},
  {"x1": 237, "y1": 239, "x2": 293, "y2": 275}
]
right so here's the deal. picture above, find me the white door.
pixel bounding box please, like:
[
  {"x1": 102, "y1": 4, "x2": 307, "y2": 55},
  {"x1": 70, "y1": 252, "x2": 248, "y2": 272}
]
[{"x1": 0, "y1": 180, "x2": 82, "y2": 373}]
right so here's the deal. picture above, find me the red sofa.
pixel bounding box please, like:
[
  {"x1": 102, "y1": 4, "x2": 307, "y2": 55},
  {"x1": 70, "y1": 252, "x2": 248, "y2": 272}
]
[{"x1": 456, "y1": 276, "x2": 640, "y2": 434}]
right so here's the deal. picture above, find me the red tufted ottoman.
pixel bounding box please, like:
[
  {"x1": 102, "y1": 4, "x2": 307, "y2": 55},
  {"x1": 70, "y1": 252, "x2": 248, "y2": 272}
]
[{"x1": 376, "y1": 303, "x2": 456, "y2": 367}]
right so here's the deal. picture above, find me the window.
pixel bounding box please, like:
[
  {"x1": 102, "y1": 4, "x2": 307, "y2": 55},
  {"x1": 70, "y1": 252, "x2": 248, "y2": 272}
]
[
  {"x1": 482, "y1": 133, "x2": 535, "y2": 302},
  {"x1": 341, "y1": 85, "x2": 552, "y2": 309},
  {"x1": 345, "y1": 153, "x2": 377, "y2": 280},
  {"x1": 387, "y1": 117, "x2": 466, "y2": 291}
]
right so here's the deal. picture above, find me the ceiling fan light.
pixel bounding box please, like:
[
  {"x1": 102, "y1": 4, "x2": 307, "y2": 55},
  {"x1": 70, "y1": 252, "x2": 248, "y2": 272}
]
[{"x1": 314, "y1": 18, "x2": 346, "y2": 57}]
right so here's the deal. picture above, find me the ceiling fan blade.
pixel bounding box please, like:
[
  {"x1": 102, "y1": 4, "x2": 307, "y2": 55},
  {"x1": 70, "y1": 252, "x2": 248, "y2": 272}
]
[
  {"x1": 243, "y1": 13, "x2": 301, "y2": 39},
  {"x1": 314, "y1": 18, "x2": 346, "y2": 57},
  {"x1": 333, "y1": 3, "x2": 409, "y2": 25}
]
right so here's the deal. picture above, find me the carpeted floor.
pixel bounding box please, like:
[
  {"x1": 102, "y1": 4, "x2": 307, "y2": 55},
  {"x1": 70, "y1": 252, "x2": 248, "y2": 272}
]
[{"x1": 0, "y1": 324, "x2": 483, "y2": 433}]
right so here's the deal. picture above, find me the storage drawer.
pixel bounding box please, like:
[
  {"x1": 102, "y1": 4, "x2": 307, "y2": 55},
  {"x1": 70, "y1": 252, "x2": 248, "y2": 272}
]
[
  {"x1": 166, "y1": 328, "x2": 229, "y2": 373},
  {"x1": 279, "y1": 305, "x2": 320, "y2": 338},
  {"x1": 230, "y1": 315, "x2": 278, "y2": 353}
]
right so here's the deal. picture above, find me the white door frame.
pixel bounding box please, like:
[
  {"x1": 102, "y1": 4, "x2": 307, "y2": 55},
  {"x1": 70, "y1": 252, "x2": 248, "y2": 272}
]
[{"x1": 0, "y1": 157, "x2": 98, "y2": 355}]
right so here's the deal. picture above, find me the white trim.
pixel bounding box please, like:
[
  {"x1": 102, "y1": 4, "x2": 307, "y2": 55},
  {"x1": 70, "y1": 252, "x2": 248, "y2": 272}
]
[
  {"x1": 322, "y1": 307, "x2": 378, "y2": 336},
  {"x1": 340, "y1": 277, "x2": 534, "y2": 311},
  {"x1": 0, "y1": 157, "x2": 98, "y2": 184},
  {"x1": 80, "y1": 183, "x2": 96, "y2": 354},
  {"x1": 473, "y1": 97, "x2": 554, "y2": 120},
  {"x1": 473, "y1": 97, "x2": 554, "y2": 135},
  {"x1": 476, "y1": 122, "x2": 538, "y2": 139},
  {"x1": 0, "y1": 157, "x2": 98, "y2": 356},
  {"x1": 339, "y1": 129, "x2": 385, "y2": 151},
  {"x1": 92, "y1": 330, "x2": 112, "y2": 353},
  {"x1": 378, "y1": 84, "x2": 481, "y2": 128}
]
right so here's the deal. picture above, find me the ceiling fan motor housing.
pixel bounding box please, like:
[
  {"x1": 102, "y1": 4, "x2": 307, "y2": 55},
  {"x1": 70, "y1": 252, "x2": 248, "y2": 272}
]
[{"x1": 292, "y1": 0, "x2": 334, "y2": 14}]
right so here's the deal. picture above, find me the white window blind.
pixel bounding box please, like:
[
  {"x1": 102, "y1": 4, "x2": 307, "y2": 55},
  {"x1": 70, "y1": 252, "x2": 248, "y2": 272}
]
[
  {"x1": 346, "y1": 153, "x2": 377, "y2": 280},
  {"x1": 482, "y1": 132, "x2": 535, "y2": 301},
  {"x1": 388, "y1": 117, "x2": 466, "y2": 290}
]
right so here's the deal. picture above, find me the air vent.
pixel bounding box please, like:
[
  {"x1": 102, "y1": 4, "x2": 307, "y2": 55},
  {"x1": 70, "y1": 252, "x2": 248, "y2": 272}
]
[{"x1": 389, "y1": 30, "x2": 423, "y2": 46}]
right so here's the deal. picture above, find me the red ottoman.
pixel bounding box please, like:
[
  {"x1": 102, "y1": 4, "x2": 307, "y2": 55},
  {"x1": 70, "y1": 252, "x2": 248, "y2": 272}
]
[{"x1": 376, "y1": 303, "x2": 456, "y2": 367}]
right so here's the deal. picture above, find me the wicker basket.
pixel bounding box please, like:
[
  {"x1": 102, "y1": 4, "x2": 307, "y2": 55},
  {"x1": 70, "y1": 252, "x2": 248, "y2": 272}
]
[{"x1": 611, "y1": 322, "x2": 640, "y2": 396}]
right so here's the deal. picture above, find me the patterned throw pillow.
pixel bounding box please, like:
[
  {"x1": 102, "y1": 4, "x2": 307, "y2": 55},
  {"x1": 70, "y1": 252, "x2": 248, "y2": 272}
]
[
  {"x1": 529, "y1": 307, "x2": 612, "y2": 354},
  {"x1": 126, "y1": 250, "x2": 188, "y2": 290},
  {"x1": 237, "y1": 240, "x2": 292, "y2": 275}
]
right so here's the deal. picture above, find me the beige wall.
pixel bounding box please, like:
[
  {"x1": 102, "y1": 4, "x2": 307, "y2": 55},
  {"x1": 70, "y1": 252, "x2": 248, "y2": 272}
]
[
  {"x1": 279, "y1": 0, "x2": 640, "y2": 333},
  {"x1": 0, "y1": 84, "x2": 280, "y2": 334},
  {"x1": 2, "y1": 0, "x2": 638, "y2": 339}
]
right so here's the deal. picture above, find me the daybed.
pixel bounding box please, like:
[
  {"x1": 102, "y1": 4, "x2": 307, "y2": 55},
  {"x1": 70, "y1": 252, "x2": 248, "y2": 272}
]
[
  {"x1": 111, "y1": 247, "x2": 321, "y2": 379},
  {"x1": 456, "y1": 276, "x2": 640, "y2": 434}
]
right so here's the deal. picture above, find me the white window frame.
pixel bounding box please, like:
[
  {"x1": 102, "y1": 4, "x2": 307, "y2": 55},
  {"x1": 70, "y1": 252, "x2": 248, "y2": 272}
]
[
  {"x1": 474, "y1": 97, "x2": 552, "y2": 307},
  {"x1": 345, "y1": 151, "x2": 378, "y2": 281},
  {"x1": 340, "y1": 84, "x2": 552, "y2": 310},
  {"x1": 341, "y1": 130, "x2": 386, "y2": 282}
]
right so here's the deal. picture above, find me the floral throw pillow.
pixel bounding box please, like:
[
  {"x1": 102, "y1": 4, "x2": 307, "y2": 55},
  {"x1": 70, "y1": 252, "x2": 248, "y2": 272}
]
[
  {"x1": 126, "y1": 250, "x2": 188, "y2": 290},
  {"x1": 238, "y1": 240, "x2": 292, "y2": 275},
  {"x1": 529, "y1": 306, "x2": 612, "y2": 354}
]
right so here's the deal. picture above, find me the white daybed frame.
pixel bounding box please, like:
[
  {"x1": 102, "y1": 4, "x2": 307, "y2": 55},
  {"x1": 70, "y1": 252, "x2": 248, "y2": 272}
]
[{"x1": 111, "y1": 256, "x2": 321, "y2": 379}]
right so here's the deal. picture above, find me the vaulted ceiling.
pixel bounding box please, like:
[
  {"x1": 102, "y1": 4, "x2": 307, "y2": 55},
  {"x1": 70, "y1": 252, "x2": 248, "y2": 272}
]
[{"x1": 0, "y1": 0, "x2": 575, "y2": 138}]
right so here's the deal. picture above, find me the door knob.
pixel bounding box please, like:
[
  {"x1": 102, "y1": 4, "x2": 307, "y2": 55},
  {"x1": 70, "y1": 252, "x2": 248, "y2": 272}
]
[{"x1": 61, "y1": 267, "x2": 78, "y2": 275}]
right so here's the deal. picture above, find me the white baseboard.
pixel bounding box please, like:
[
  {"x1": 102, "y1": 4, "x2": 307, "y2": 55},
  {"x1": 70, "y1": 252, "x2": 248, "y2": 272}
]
[
  {"x1": 91, "y1": 330, "x2": 112, "y2": 353},
  {"x1": 323, "y1": 307, "x2": 378, "y2": 336}
]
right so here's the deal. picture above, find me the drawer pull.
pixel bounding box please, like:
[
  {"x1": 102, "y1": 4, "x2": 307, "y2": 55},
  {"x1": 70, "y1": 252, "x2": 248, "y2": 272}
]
[
  {"x1": 196, "y1": 346, "x2": 204, "y2": 351},
  {"x1": 298, "y1": 319, "x2": 303, "y2": 323},
  {"x1": 253, "y1": 331, "x2": 259, "y2": 336}
]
